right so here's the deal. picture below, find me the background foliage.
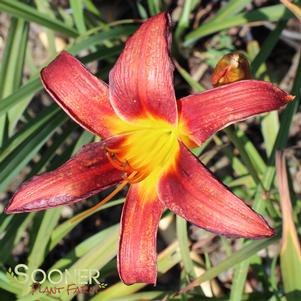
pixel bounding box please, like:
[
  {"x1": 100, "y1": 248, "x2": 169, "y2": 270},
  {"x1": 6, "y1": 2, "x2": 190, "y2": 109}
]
[{"x1": 0, "y1": 0, "x2": 300, "y2": 300}]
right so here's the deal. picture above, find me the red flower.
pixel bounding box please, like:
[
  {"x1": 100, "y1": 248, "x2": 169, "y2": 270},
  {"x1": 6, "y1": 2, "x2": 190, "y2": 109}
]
[{"x1": 5, "y1": 13, "x2": 293, "y2": 285}]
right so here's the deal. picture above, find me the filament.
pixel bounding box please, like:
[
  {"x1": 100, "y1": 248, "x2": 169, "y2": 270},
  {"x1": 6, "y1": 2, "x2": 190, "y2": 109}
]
[{"x1": 69, "y1": 171, "x2": 137, "y2": 224}]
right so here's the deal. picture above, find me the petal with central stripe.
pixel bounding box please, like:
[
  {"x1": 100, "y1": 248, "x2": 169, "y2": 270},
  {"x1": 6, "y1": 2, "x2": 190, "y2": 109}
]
[
  {"x1": 178, "y1": 80, "x2": 293, "y2": 145},
  {"x1": 109, "y1": 13, "x2": 177, "y2": 124},
  {"x1": 41, "y1": 51, "x2": 117, "y2": 138},
  {"x1": 118, "y1": 183, "x2": 164, "y2": 285},
  {"x1": 158, "y1": 143, "x2": 274, "y2": 238},
  {"x1": 5, "y1": 142, "x2": 123, "y2": 213}
]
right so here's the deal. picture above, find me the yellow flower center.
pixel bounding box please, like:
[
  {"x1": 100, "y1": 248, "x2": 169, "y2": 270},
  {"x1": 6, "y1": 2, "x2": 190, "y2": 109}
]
[{"x1": 105, "y1": 115, "x2": 192, "y2": 191}]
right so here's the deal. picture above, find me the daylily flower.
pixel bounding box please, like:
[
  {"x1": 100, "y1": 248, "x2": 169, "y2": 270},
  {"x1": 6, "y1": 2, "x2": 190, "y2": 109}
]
[{"x1": 5, "y1": 13, "x2": 293, "y2": 285}]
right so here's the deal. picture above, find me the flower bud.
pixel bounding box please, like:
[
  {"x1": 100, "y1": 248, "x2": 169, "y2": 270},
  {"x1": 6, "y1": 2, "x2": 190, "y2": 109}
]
[{"x1": 211, "y1": 53, "x2": 252, "y2": 87}]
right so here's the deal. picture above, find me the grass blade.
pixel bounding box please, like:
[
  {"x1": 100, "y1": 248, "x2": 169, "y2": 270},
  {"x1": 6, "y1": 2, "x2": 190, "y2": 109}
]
[
  {"x1": 185, "y1": 5, "x2": 291, "y2": 45},
  {"x1": 276, "y1": 151, "x2": 301, "y2": 300},
  {"x1": 176, "y1": 216, "x2": 196, "y2": 280},
  {"x1": 0, "y1": 17, "x2": 29, "y2": 144},
  {"x1": 179, "y1": 235, "x2": 279, "y2": 294},
  {"x1": 175, "y1": 0, "x2": 193, "y2": 42},
  {"x1": 0, "y1": 0, "x2": 78, "y2": 37},
  {"x1": 0, "y1": 110, "x2": 67, "y2": 192},
  {"x1": 70, "y1": 0, "x2": 86, "y2": 33},
  {"x1": 209, "y1": 0, "x2": 252, "y2": 23}
]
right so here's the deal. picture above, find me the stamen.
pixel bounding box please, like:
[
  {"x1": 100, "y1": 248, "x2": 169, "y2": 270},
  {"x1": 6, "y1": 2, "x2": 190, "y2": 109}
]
[
  {"x1": 103, "y1": 118, "x2": 180, "y2": 188},
  {"x1": 69, "y1": 171, "x2": 137, "y2": 224},
  {"x1": 106, "y1": 151, "x2": 126, "y2": 170},
  {"x1": 123, "y1": 170, "x2": 148, "y2": 184},
  {"x1": 123, "y1": 131, "x2": 169, "y2": 170}
]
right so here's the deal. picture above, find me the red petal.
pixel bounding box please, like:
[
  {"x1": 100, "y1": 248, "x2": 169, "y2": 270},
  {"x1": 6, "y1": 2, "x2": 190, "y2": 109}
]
[
  {"x1": 178, "y1": 80, "x2": 294, "y2": 144},
  {"x1": 5, "y1": 142, "x2": 123, "y2": 213},
  {"x1": 118, "y1": 184, "x2": 164, "y2": 285},
  {"x1": 41, "y1": 51, "x2": 117, "y2": 138},
  {"x1": 109, "y1": 13, "x2": 177, "y2": 124},
  {"x1": 158, "y1": 143, "x2": 274, "y2": 238}
]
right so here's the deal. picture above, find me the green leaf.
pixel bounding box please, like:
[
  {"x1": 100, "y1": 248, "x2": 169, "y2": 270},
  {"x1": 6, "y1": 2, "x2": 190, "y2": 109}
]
[
  {"x1": 27, "y1": 209, "x2": 62, "y2": 271},
  {"x1": 224, "y1": 127, "x2": 263, "y2": 186},
  {"x1": 174, "y1": 61, "x2": 205, "y2": 92},
  {"x1": 185, "y1": 5, "x2": 292, "y2": 45},
  {"x1": 147, "y1": 0, "x2": 160, "y2": 16},
  {"x1": 251, "y1": 20, "x2": 288, "y2": 76},
  {"x1": 209, "y1": 0, "x2": 252, "y2": 22},
  {"x1": 0, "y1": 110, "x2": 67, "y2": 192},
  {"x1": 0, "y1": 16, "x2": 29, "y2": 144},
  {"x1": 137, "y1": 2, "x2": 148, "y2": 19},
  {"x1": 281, "y1": 236, "x2": 301, "y2": 300},
  {"x1": 27, "y1": 123, "x2": 78, "y2": 178},
  {"x1": 50, "y1": 224, "x2": 119, "y2": 271},
  {"x1": 70, "y1": 0, "x2": 86, "y2": 34},
  {"x1": 176, "y1": 216, "x2": 196, "y2": 280},
  {"x1": 0, "y1": 271, "x2": 24, "y2": 295},
  {"x1": 179, "y1": 235, "x2": 279, "y2": 294},
  {"x1": 83, "y1": 0, "x2": 102, "y2": 17},
  {"x1": 0, "y1": 18, "x2": 28, "y2": 98},
  {"x1": 49, "y1": 198, "x2": 124, "y2": 252},
  {"x1": 0, "y1": 214, "x2": 35, "y2": 263},
  {"x1": 59, "y1": 226, "x2": 120, "y2": 301},
  {"x1": 0, "y1": 76, "x2": 42, "y2": 119},
  {"x1": 229, "y1": 259, "x2": 251, "y2": 301},
  {"x1": 0, "y1": 105, "x2": 59, "y2": 163},
  {"x1": 0, "y1": 0, "x2": 78, "y2": 37},
  {"x1": 175, "y1": 0, "x2": 193, "y2": 42},
  {"x1": 276, "y1": 151, "x2": 301, "y2": 300},
  {"x1": 236, "y1": 128, "x2": 266, "y2": 175},
  {"x1": 21, "y1": 210, "x2": 62, "y2": 295},
  {"x1": 275, "y1": 57, "x2": 301, "y2": 151},
  {"x1": 35, "y1": 0, "x2": 57, "y2": 56},
  {"x1": 107, "y1": 292, "x2": 164, "y2": 301},
  {"x1": 68, "y1": 25, "x2": 136, "y2": 54}
]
